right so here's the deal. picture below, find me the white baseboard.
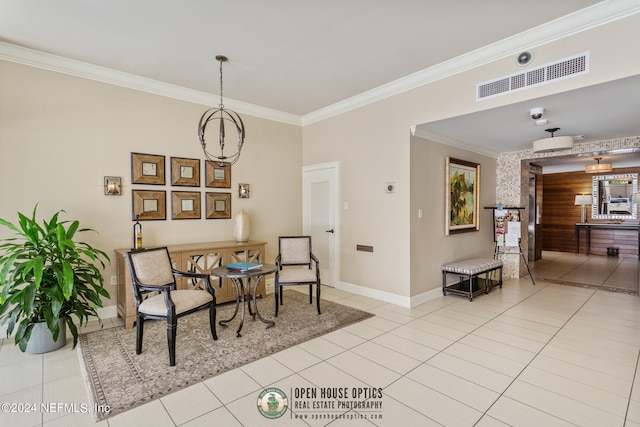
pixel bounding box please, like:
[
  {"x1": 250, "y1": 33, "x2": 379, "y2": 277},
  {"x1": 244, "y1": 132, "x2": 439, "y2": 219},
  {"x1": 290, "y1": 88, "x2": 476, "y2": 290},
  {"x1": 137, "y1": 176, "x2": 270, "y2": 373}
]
[{"x1": 336, "y1": 281, "x2": 444, "y2": 308}]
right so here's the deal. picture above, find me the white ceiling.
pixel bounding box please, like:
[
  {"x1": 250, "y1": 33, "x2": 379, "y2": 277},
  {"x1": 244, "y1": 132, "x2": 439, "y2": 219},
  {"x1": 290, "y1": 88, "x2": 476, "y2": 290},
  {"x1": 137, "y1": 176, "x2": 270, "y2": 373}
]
[{"x1": 1, "y1": 0, "x2": 640, "y2": 164}]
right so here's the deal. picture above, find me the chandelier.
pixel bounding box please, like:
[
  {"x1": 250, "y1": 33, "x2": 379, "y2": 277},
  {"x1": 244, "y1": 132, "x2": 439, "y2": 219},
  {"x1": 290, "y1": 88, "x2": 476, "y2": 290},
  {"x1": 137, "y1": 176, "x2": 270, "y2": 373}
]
[
  {"x1": 585, "y1": 157, "x2": 612, "y2": 173},
  {"x1": 198, "y1": 55, "x2": 245, "y2": 165}
]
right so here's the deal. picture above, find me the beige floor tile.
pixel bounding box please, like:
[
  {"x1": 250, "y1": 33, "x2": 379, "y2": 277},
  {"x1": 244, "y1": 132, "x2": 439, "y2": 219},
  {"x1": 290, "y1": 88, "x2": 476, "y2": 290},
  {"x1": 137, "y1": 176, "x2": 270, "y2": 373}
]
[
  {"x1": 160, "y1": 382, "x2": 222, "y2": 425},
  {"x1": 486, "y1": 395, "x2": 577, "y2": 427},
  {"x1": 342, "y1": 321, "x2": 387, "y2": 340},
  {"x1": 358, "y1": 315, "x2": 402, "y2": 332},
  {"x1": 549, "y1": 335, "x2": 639, "y2": 367},
  {"x1": 389, "y1": 324, "x2": 455, "y2": 351},
  {"x1": 0, "y1": 385, "x2": 43, "y2": 427},
  {"x1": 474, "y1": 414, "x2": 513, "y2": 427},
  {"x1": 473, "y1": 324, "x2": 547, "y2": 352},
  {"x1": 504, "y1": 379, "x2": 625, "y2": 427},
  {"x1": 0, "y1": 356, "x2": 43, "y2": 396},
  {"x1": 271, "y1": 345, "x2": 322, "y2": 373},
  {"x1": 321, "y1": 329, "x2": 367, "y2": 349},
  {"x1": 459, "y1": 334, "x2": 537, "y2": 364},
  {"x1": 350, "y1": 341, "x2": 422, "y2": 375},
  {"x1": 384, "y1": 377, "x2": 482, "y2": 426},
  {"x1": 371, "y1": 333, "x2": 439, "y2": 362},
  {"x1": 41, "y1": 375, "x2": 92, "y2": 424},
  {"x1": 107, "y1": 400, "x2": 174, "y2": 427},
  {"x1": 327, "y1": 352, "x2": 402, "y2": 388},
  {"x1": 369, "y1": 395, "x2": 441, "y2": 426},
  {"x1": 203, "y1": 368, "x2": 261, "y2": 404},
  {"x1": 444, "y1": 342, "x2": 526, "y2": 377},
  {"x1": 405, "y1": 317, "x2": 468, "y2": 341},
  {"x1": 298, "y1": 361, "x2": 368, "y2": 390},
  {"x1": 517, "y1": 366, "x2": 629, "y2": 416},
  {"x1": 406, "y1": 364, "x2": 500, "y2": 411},
  {"x1": 181, "y1": 406, "x2": 243, "y2": 427},
  {"x1": 540, "y1": 343, "x2": 636, "y2": 380},
  {"x1": 426, "y1": 352, "x2": 514, "y2": 393},
  {"x1": 628, "y1": 399, "x2": 640, "y2": 423},
  {"x1": 240, "y1": 355, "x2": 295, "y2": 386},
  {"x1": 529, "y1": 354, "x2": 633, "y2": 397},
  {"x1": 298, "y1": 337, "x2": 348, "y2": 360},
  {"x1": 42, "y1": 411, "x2": 108, "y2": 427}
]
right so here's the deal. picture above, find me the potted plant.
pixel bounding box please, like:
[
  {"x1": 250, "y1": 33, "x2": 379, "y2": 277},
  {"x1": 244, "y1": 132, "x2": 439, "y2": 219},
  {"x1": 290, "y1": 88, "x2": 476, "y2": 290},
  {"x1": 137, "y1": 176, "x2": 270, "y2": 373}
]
[{"x1": 0, "y1": 205, "x2": 110, "y2": 353}]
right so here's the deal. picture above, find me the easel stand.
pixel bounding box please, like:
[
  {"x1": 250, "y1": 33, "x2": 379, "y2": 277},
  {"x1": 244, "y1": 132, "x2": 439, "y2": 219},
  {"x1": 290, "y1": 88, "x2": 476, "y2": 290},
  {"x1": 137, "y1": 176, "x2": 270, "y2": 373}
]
[{"x1": 484, "y1": 207, "x2": 536, "y2": 286}]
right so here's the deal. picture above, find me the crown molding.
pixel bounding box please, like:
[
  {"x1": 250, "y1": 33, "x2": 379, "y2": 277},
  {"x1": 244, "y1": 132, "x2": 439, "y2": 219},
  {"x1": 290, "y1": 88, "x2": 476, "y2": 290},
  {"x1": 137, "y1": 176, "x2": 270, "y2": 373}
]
[
  {"x1": 411, "y1": 126, "x2": 499, "y2": 159},
  {"x1": 0, "y1": 41, "x2": 302, "y2": 127},
  {"x1": 301, "y1": 1, "x2": 640, "y2": 126}
]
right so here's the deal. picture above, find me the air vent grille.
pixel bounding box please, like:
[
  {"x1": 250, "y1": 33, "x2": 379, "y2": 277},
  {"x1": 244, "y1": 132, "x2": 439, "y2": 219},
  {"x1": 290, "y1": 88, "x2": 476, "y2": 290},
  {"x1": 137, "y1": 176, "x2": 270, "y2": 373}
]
[{"x1": 477, "y1": 52, "x2": 589, "y2": 100}]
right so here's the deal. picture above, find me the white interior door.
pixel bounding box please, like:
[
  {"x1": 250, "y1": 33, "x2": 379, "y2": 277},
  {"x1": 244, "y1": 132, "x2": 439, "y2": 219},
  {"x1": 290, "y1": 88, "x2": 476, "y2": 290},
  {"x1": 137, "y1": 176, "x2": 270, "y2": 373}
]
[{"x1": 303, "y1": 162, "x2": 338, "y2": 287}]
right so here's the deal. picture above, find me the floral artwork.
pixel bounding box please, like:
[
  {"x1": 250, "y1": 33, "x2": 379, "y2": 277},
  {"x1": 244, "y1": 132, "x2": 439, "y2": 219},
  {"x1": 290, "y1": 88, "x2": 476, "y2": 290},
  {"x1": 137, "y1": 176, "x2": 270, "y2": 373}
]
[{"x1": 446, "y1": 157, "x2": 480, "y2": 235}]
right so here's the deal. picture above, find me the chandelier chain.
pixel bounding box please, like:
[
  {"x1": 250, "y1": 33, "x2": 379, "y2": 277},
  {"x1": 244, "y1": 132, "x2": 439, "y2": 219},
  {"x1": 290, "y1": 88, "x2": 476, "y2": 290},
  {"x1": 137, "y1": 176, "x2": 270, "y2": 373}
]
[{"x1": 219, "y1": 58, "x2": 224, "y2": 109}]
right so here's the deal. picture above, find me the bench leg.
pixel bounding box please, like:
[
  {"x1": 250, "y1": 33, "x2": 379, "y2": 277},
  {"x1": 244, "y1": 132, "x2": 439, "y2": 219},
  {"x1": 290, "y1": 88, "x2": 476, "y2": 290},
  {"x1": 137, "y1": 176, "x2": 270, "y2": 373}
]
[{"x1": 442, "y1": 271, "x2": 447, "y2": 295}]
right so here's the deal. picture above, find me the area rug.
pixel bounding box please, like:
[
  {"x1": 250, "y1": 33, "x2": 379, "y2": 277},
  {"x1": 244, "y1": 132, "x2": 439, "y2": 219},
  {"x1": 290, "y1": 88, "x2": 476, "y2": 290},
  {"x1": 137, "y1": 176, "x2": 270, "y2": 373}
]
[{"x1": 77, "y1": 291, "x2": 374, "y2": 421}]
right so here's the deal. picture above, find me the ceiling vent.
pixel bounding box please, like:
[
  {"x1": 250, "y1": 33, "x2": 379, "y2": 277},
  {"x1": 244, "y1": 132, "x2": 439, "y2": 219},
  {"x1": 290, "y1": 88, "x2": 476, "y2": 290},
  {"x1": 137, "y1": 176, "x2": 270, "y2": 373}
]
[{"x1": 477, "y1": 52, "x2": 589, "y2": 101}]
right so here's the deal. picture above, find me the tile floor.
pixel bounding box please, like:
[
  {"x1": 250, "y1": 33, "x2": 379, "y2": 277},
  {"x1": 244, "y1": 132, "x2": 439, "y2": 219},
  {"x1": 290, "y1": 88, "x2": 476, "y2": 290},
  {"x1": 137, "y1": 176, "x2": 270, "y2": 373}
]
[
  {"x1": 530, "y1": 250, "x2": 640, "y2": 294},
  {"x1": 1, "y1": 259, "x2": 639, "y2": 426}
]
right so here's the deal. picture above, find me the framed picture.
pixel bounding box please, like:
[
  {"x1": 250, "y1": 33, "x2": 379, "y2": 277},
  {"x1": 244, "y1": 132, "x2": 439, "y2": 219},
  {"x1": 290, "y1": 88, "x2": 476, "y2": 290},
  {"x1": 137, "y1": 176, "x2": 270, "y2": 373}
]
[
  {"x1": 132, "y1": 190, "x2": 166, "y2": 220},
  {"x1": 171, "y1": 157, "x2": 200, "y2": 187},
  {"x1": 171, "y1": 191, "x2": 201, "y2": 220},
  {"x1": 206, "y1": 192, "x2": 231, "y2": 219},
  {"x1": 205, "y1": 161, "x2": 231, "y2": 188},
  {"x1": 131, "y1": 152, "x2": 165, "y2": 185},
  {"x1": 445, "y1": 157, "x2": 480, "y2": 235}
]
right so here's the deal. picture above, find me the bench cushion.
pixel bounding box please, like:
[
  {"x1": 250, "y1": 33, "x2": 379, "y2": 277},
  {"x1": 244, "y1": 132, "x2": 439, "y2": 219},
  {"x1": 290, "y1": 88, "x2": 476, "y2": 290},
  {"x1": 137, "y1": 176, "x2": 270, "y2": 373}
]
[{"x1": 441, "y1": 258, "x2": 503, "y2": 276}]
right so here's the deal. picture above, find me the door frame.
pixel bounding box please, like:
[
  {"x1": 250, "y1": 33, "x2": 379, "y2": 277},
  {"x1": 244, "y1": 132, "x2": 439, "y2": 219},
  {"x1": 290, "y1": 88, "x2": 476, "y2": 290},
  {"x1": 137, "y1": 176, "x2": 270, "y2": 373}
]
[{"x1": 302, "y1": 161, "x2": 339, "y2": 288}]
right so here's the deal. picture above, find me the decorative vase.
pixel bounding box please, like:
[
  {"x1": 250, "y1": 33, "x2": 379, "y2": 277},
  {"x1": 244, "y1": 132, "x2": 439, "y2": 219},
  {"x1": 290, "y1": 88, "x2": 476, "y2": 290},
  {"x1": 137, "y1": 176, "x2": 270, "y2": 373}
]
[
  {"x1": 233, "y1": 209, "x2": 251, "y2": 242},
  {"x1": 26, "y1": 319, "x2": 67, "y2": 354}
]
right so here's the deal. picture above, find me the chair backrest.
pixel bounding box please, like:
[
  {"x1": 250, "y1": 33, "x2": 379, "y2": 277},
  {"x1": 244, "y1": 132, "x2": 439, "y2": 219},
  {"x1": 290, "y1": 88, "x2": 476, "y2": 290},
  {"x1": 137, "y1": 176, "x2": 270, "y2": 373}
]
[
  {"x1": 278, "y1": 236, "x2": 312, "y2": 266},
  {"x1": 126, "y1": 247, "x2": 175, "y2": 287}
]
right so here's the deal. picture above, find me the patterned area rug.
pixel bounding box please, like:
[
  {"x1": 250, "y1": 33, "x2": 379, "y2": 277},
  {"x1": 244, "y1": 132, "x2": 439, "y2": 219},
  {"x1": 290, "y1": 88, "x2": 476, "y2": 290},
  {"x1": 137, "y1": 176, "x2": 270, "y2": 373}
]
[{"x1": 77, "y1": 291, "x2": 374, "y2": 421}]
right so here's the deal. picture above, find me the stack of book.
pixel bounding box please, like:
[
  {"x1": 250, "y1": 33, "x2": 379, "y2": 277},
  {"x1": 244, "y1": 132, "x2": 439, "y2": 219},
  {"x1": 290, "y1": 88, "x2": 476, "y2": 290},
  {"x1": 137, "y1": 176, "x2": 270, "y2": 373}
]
[{"x1": 226, "y1": 262, "x2": 263, "y2": 272}]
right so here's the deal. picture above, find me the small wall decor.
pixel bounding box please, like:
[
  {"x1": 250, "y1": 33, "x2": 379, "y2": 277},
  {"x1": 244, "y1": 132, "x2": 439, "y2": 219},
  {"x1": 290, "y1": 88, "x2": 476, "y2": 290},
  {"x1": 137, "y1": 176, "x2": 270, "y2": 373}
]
[
  {"x1": 132, "y1": 190, "x2": 166, "y2": 220},
  {"x1": 171, "y1": 157, "x2": 200, "y2": 187},
  {"x1": 131, "y1": 153, "x2": 165, "y2": 185},
  {"x1": 104, "y1": 176, "x2": 122, "y2": 195},
  {"x1": 238, "y1": 183, "x2": 250, "y2": 198},
  {"x1": 171, "y1": 191, "x2": 201, "y2": 220},
  {"x1": 445, "y1": 157, "x2": 480, "y2": 235},
  {"x1": 206, "y1": 192, "x2": 231, "y2": 219},
  {"x1": 205, "y1": 161, "x2": 231, "y2": 188}
]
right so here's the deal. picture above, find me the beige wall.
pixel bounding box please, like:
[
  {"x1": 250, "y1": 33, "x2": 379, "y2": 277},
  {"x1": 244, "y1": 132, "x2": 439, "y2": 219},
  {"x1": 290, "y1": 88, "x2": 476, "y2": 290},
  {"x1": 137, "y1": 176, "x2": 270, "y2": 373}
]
[
  {"x1": 0, "y1": 61, "x2": 303, "y2": 310},
  {"x1": 302, "y1": 13, "x2": 640, "y2": 304}
]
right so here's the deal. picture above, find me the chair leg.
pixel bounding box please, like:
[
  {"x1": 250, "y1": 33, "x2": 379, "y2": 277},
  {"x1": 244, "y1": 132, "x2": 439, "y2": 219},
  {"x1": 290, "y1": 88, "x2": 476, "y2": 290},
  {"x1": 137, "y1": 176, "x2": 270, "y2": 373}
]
[
  {"x1": 209, "y1": 305, "x2": 218, "y2": 340},
  {"x1": 316, "y1": 283, "x2": 321, "y2": 315},
  {"x1": 308, "y1": 284, "x2": 313, "y2": 304},
  {"x1": 274, "y1": 284, "x2": 280, "y2": 317},
  {"x1": 167, "y1": 317, "x2": 177, "y2": 367},
  {"x1": 136, "y1": 315, "x2": 144, "y2": 354}
]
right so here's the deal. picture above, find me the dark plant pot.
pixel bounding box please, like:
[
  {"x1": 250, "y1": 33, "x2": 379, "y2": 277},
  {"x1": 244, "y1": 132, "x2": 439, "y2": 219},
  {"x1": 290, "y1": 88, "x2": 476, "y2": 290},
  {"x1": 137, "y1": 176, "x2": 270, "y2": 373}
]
[{"x1": 26, "y1": 319, "x2": 67, "y2": 354}]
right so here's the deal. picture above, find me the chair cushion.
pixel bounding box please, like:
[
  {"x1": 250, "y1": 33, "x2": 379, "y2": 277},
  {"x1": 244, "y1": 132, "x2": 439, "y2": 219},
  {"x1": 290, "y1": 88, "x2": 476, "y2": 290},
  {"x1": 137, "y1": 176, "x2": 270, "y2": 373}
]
[
  {"x1": 277, "y1": 268, "x2": 317, "y2": 284},
  {"x1": 138, "y1": 290, "x2": 213, "y2": 316}
]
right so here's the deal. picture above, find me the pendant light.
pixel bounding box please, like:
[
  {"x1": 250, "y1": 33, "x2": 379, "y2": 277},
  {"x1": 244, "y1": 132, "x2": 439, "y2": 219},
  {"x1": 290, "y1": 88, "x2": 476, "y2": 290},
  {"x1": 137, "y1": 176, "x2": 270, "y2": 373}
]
[
  {"x1": 198, "y1": 55, "x2": 245, "y2": 165},
  {"x1": 585, "y1": 157, "x2": 612, "y2": 173},
  {"x1": 532, "y1": 128, "x2": 574, "y2": 153}
]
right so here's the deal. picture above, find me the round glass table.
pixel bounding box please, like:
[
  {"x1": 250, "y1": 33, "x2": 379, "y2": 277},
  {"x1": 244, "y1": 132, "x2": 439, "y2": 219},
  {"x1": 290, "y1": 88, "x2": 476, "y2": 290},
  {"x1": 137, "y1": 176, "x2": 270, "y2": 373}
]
[{"x1": 210, "y1": 263, "x2": 277, "y2": 337}]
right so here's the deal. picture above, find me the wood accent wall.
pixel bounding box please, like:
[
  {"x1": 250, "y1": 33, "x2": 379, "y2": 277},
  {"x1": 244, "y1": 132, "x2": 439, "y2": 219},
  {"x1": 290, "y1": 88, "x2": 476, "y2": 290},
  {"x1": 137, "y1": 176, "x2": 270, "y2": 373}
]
[{"x1": 542, "y1": 167, "x2": 640, "y2": 257}]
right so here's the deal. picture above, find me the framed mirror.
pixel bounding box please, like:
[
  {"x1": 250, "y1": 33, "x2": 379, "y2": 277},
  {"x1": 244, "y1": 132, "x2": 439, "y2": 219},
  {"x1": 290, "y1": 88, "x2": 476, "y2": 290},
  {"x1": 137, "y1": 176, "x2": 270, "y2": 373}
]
[{"x1": 591, "y1": 173, "x2": 638, "y2": 220}]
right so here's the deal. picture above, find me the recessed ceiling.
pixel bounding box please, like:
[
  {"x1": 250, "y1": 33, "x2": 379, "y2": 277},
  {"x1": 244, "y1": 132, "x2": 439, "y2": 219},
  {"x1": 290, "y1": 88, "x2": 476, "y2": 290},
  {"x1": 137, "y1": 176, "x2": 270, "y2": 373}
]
[{"x1": 415, "y1": 74, "x2": 640, "y2": 156}]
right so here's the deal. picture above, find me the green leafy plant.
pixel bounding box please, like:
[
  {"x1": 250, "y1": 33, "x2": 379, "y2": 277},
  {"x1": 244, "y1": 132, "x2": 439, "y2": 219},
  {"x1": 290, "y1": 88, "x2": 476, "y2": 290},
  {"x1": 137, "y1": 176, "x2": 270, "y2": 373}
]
[{"x1": 0, "y1": 205, "x2": 110, "y2": 351}]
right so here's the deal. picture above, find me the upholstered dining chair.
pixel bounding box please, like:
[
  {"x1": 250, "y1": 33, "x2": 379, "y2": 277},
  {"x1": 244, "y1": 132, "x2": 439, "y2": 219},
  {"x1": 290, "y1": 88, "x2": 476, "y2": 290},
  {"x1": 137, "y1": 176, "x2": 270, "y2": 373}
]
[
  {"x1": 125, "y1": 247, "x2": 219, "y2": 366},
  {"x1": 274, "y1": 236, "x2": 321, "y2": 316}
]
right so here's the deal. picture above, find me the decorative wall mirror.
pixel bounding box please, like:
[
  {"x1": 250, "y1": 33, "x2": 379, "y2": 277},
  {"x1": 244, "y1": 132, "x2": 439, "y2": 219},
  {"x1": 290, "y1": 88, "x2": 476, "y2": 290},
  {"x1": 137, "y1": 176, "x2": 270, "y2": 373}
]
[{"x1": 591, "y1": 173, "x2": 638, "y2": 220}]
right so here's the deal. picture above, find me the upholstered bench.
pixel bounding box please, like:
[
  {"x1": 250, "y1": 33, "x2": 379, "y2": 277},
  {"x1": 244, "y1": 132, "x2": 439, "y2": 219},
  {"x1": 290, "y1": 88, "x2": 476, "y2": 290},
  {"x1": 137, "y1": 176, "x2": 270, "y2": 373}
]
[{"x1": 441, "y1": 258, "x2": 503, "y2": 301}]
